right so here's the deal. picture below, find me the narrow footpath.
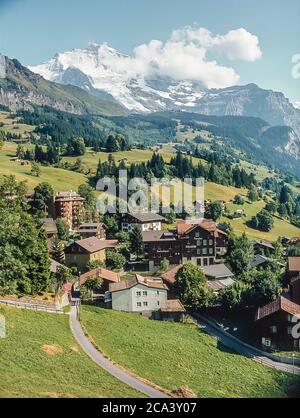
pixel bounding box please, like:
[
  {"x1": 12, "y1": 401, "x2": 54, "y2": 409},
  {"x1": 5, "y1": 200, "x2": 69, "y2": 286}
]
[{"x1": 69, "y1": 304, "x2": 170, "y2": 398}]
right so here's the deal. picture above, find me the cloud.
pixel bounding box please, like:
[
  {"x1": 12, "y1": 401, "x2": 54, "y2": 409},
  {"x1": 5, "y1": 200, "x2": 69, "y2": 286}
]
[
  {"x1": 116, "y1": 26, "x2": 262, "y2": 89},
  {"x1": 32, "y1": 25, "x2": 262, "y2": 91}
]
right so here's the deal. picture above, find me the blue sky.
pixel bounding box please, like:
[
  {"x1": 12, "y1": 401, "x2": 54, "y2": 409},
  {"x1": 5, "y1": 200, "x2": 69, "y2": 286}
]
[{"x1": 0, "y1": 0, "x2": 299, "y2": 100}]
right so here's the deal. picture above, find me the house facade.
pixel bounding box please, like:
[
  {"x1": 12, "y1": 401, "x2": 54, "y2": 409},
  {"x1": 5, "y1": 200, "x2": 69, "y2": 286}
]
[
  {"x1": 108, "y1": 275, "x2": 168, "y2": 314},
  {"x1": 65, "y1": 237, "x2": 118, "y2": 270},
  {"x1": 78, "y1": 223, "x2": 107, "y2": 240},
  {"x1": 255, "y1": 297, "x2": 300, "y2": 352},
  {"x1": 121, "y1": 213, "x2": 165, "y2": 233},
  {"x1": 143, "y1": 220, "x2": 228, "y2": 270}
]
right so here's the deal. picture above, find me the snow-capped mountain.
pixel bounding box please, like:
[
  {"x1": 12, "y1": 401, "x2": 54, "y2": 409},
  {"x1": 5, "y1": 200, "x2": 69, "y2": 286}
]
[
  {"x1": 29, "y1": 43, "x2": 300, "y2": 136},
  {"x1": 29, "y1": 43, "x2": 207, "y2": 113}
]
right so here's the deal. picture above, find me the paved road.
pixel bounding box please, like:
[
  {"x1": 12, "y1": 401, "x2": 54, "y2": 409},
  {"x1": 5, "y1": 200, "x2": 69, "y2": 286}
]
[
  {"x1": 194, "y1": 314, "x2": 300, "y2": 375},
  {"x1": 69, "y1": 304, "x2": 170, "y2": 398}
]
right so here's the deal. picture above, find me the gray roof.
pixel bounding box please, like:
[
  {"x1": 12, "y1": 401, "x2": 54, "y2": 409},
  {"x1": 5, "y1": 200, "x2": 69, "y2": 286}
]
[
  {"x1": 125, "y1": 212, "x2": 165, "y2": 223},
  {"x1": 202, "y1": 264, "x2": 234, "y2": 279},
  {"x1": 142, "y1": 230, "x2": 176, "y2": 242},
  {"x1": 251, "y1": 254, "x2": 271, "y2": 268},
  {"x1": 252, "y1": 240, "x2": 275, "y2": 250}
]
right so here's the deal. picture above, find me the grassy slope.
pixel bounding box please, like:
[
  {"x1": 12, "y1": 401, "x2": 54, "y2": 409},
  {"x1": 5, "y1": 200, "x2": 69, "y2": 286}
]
[
  {"x1": 81, "y1": 307, "x2": 300, "y2": 398},
  {"x1": 0, "y1": 143, "x2": 88, "y2": 191},
  {"x1": 0, "y1": 306, "x2": 141, "y2": 398},
  {"x1": 223, "y1": 200, "x2": 300, "y2": 241}
]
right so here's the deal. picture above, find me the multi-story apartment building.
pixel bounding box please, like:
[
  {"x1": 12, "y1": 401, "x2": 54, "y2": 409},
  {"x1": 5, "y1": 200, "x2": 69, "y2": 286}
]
[
  {"x1": 143, "y1": 220, "x2": 228, "y2": 270},
  {"x1": 50, "y1": 191, "x2": 85, "y2": 231}
]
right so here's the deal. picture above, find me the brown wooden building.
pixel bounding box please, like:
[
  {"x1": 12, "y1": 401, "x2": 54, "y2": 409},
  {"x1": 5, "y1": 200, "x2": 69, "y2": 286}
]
[
  {"x1": 143, "y1": 220, "x2": 228, "y2": 270},
  {"x1": 255, "y1": 297, "x2": 300, "y2": 352},
  {"x1": 78, "y1": 222, "x2": 107, "y2": 240}
]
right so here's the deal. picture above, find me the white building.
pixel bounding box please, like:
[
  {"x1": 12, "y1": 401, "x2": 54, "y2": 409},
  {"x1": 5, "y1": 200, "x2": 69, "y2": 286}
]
[{"x1": 108, "y1": 275, "x2": 168, "y2": 314}]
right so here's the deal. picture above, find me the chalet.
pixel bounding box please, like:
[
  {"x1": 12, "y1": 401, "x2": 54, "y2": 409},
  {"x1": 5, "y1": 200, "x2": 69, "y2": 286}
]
[
  {"x1": 79, "y1": 267, "x2": 122, "y2": 292},
  {"x1": 121, "y1": 212, "x2": 165, "y2": 233},
  {"x1": 253, "y1": 240, "x2": 275, "y2": 255},
  {"x1": 65, "y1": 237, "x2": 118, "y2": 270},
  {"x1": 143, "y1": 230, "x2": 182, "y2": 269},
  {"x1": 108, "y1": 275, "x2": 168, "y2": 316},
  {"x1": 78, "y1": 222, "x2": 107, "y2": 240},
  {"x1": 255, "y1": 297, "x2": 300, "y2": 352},
  {"x1": 143, "y1": 220, "x2": 228, "y2": 270}
]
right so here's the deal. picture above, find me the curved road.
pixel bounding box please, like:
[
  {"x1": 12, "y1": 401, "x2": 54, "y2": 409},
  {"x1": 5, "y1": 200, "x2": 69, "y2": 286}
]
[
  {"x1": 194, "y1": 314, "x2": 300, "y2": 375},
  {"x1": 69, "y1": 304, "x2": 170, "y2": 398}
]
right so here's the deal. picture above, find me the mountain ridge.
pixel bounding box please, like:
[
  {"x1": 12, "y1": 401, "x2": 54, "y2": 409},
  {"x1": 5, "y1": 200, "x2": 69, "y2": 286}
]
[
  {"x1": 0, "y1": 54, "x2": 126, "y2": 116},
  {"x1": 29, "y1": 43, "x2": 300, "y2": 137}
]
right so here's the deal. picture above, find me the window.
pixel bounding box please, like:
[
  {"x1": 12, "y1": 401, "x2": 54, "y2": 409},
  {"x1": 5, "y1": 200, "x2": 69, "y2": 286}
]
[
  {"x1": 203, "y1": 240, "x2": 207, "y2": 246},
  {"x1": 287, "y1": 326, "x2": 293, "y2": 335},
  {"x1": 136, "y1": 291, "x2": 141, "y2": 297},
  {"x1": 143, "y1": 291, "x2": 148, "y2": 296},
  {"x1": 203, "y1": 258, "x2": 208, "y2": 266},
  {"x1": 195, "y1": 232, "x2": 200, "y2": 238},
  {"x1": 203, "y1": 248, "x2": 207, "y2": 255},
  {"x1": 197, "y1": 249, "x2": 201, "y2": 255},
  {"x1": 137, "y1": 302, "x2": 142, "y2": 307},
  {"x1": 270, "y1": 326, "x2": 277, "y2": 334},
  {"x1": 209, "y1": 248, "x2": 214, "y2": 255},
  {"x1": 157, "y1": 291, "x2": 160, "y2": 295},
  {"x1": 143, "y1": 302, "x2": 148, "y2": 307},
  {"x1": 209, "y1": 239, "x2": 213, "y2": 246},
  {"x1": 287, "y1": 314, "x2": 294, "y2": 322},
  {"x1": 157, "y1": 301, "x2": 160, "y2": 306}
]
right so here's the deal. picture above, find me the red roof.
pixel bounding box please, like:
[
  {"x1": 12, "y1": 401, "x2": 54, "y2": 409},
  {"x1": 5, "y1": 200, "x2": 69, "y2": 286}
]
[
  {"x1": 79, "y1": 268, "x2": 121, "y2": 286},
  {"x1": 161, "y1": 299, "x2": 186, "y2": 313},
  {"x1": 256, "y1": 296, "x2": 300, "y2": 321},
  {"x1": 161, "y1": 265, "x2": 183, "y2": 285},
  {"x1": 177, "y1": 220, "x2": 219, "y2": 236}
]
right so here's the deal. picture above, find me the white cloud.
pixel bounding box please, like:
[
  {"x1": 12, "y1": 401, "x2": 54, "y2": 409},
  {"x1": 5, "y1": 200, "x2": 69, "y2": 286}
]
[
  {"x1": 125, "y1": 26, "x2": 262, "y2": 88},
  {"x1": 31, "y1": 26, "x2": 262, "y2": 91}
]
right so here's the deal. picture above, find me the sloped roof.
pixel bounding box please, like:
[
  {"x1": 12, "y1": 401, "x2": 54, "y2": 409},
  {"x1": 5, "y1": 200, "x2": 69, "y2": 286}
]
[
  {"x1": 160, "y1": 299, "x2": 186, "y2": 313},
  {"x1": 161, "y1": 265, "x2": 183, "y2": 285},
  {"x1": 202, "y1": 264, "x2": 234, "y2": 279},
  {"x1": 71, "y1": 238, "x2": 118, "y2": 254},
  {"x1": 161, "y1": 263, "x2": 233, "y2": 285},
  {"x1": 208, "y1": 278, "x2": 235, "y2": 292},
  {"x1": 177, "y1": 220, "x2": 217, "y2": 236},
  {"x1": 256, "y1": 296, "x2": 300, "y2": 321},
  {"x1": 42, "y1": 218, "x2": 57, "y2": 234},
  {"x1": 79, "y1": 222, "x2": 107, "y2": 229},
  {"x1": 252, "y1": 240, "x2": 275, "y2": 250},
  {"x1": 109, "y1": 275, "x2": 168, "y2": 293},
  {"x1": 125, "y1": 213, "x2": 165, "y2": 223},
  {"x1": 79, "y1": 268, "x2": 121, "y2": 286},
  {"x1": 251, "y1": 254, "x2": 271, "y2": 268},
  {"x1": 142, "y1": 230, "x2": 177, "y2": 242}
]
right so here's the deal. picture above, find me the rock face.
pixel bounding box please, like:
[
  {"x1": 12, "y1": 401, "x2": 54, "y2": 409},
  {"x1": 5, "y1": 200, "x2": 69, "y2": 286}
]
[
  {"x1": 29, "y1": 43, "x2": 300, "y2": 137},
  {"x1": 0, "y1": 54, "x2": 125, "y2": 116}
]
